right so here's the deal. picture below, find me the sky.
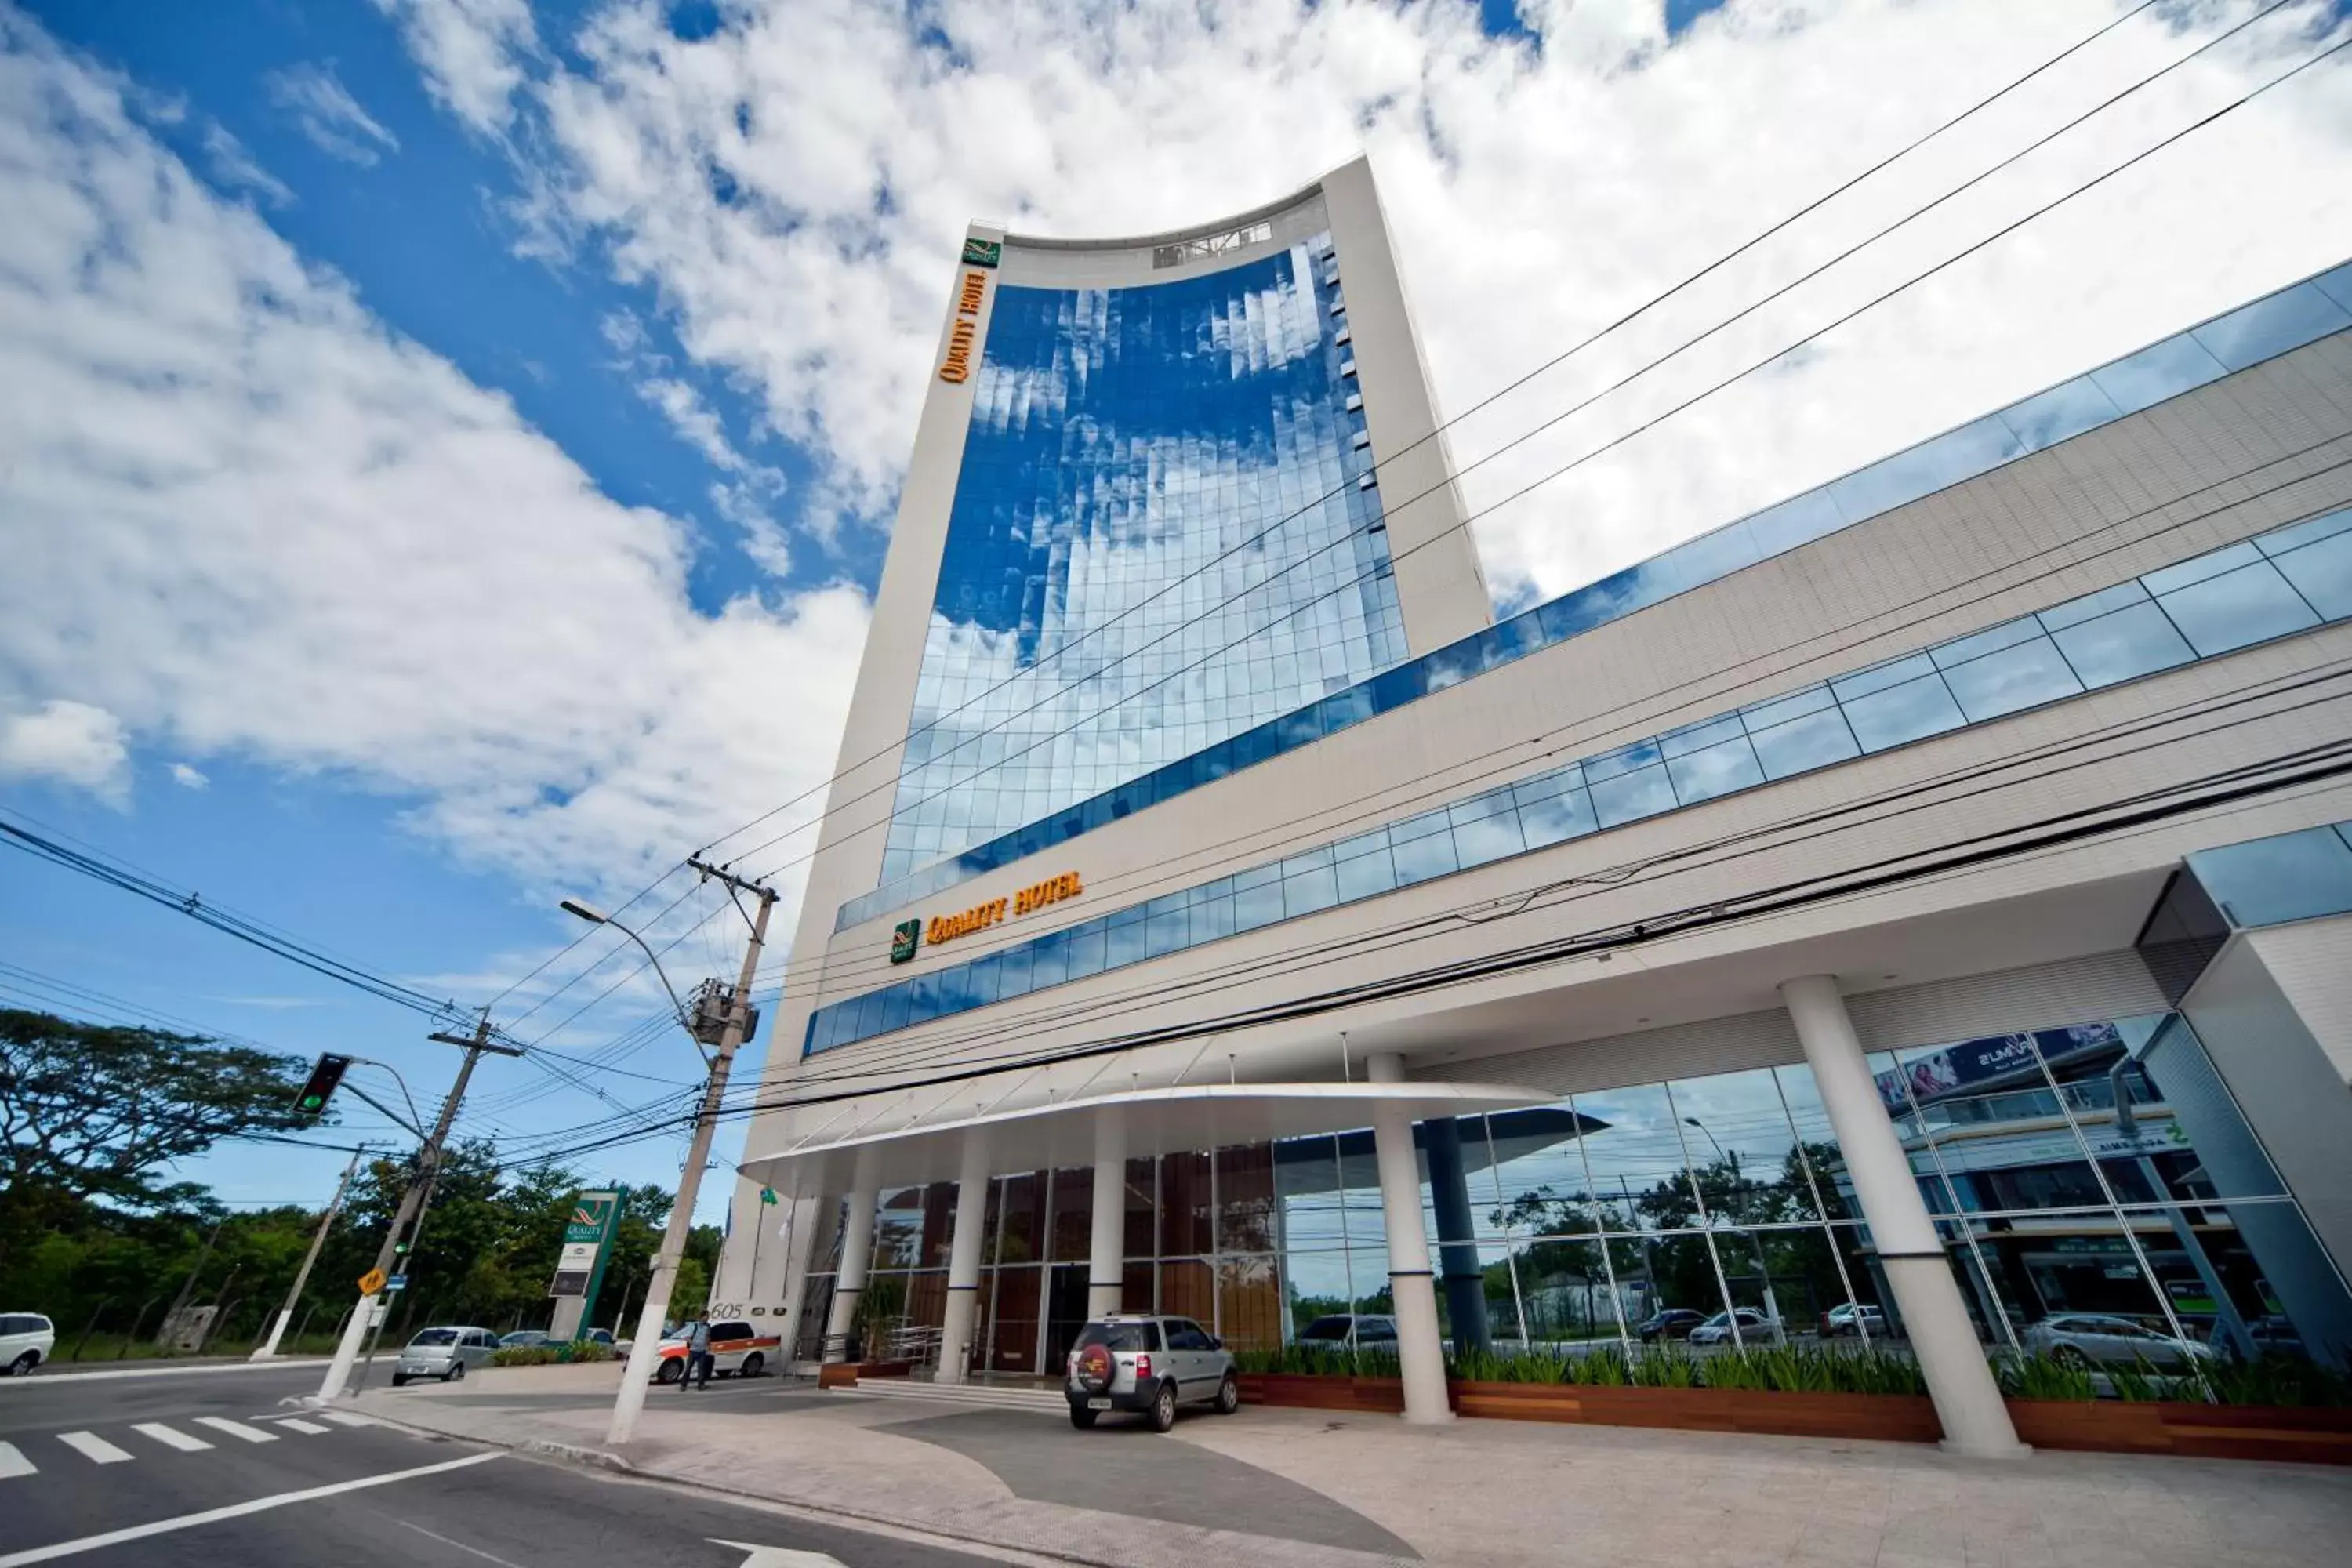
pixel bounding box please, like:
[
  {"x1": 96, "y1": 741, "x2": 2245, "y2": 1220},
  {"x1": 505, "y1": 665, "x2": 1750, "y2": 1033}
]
[{"x1": 1, "y1": 0, "x2": 2348, "y2": 1224}]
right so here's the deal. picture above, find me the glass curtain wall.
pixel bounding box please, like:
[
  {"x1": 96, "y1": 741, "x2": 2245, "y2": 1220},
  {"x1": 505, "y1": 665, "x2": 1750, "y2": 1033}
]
[{"x1": 790, "y1": 1011, "x2": 2350, "y2": 1375}]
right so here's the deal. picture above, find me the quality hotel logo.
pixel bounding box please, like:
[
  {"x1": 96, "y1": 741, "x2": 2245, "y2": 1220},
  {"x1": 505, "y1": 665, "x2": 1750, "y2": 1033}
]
[
  {"x1": 937, "y1": 264, "x2": 990, "y2": 384},
  {"x1": 890, "y1": 872, "x2": 1083, "y2": 964}
]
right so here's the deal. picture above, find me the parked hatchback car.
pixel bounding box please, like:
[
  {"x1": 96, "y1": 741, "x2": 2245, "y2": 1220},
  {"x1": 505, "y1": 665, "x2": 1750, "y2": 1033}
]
[
  {"x1": 1294, "y1": 1314, "x2": 1397, "y2": 1347},
  {"x1": 2022, "y1": 1314, "x2": 2215, "y2": 1369},
  {"x1": 1, "y1": 1313, "x2": 56, "y2": 1376},
  {"x1": 1820, "y1": 1303, "x2": 1887, "y2": 1338},
  {"x1": 392, "y1": 1325, "x2": 499, "y2": 1385},
  {"x1": 1635, "y1": 1308, "x2": 1707, "y2": 1343},
  {"x1": 1065, "y1": 1315, "x2": 1239, "y2": 1432},
  {"x1": 1687, "y1": 1308, "x2": 1780, "y2": 1345}
]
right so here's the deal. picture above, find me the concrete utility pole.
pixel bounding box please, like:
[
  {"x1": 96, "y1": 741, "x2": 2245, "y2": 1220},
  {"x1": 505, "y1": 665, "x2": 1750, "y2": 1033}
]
[
  {"x1": 252, "y1": 1144, "x2": 367, "y2": 1360},
  {"x1": 314, "y1": 1011, "x2": 521, "y2": 1402},
  {"x1": 607, "y1": 859, "x2": 777, "y2": 1446}
]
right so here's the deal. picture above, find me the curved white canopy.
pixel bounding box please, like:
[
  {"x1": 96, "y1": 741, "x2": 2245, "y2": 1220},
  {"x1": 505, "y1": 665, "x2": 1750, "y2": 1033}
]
[{"x1": 738, "y1": 1079, "x2": 1564, "y2": 1195}]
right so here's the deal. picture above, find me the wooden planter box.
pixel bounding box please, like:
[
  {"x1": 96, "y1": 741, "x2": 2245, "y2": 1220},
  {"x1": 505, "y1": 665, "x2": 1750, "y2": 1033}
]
[
  {"x1": 1450, "y1": 1379, "x2": 1943, "y2": 1443},
  {"x1": 1238, "y1": 1374, "x2": 2352, "y2": 1462},
  {"x1": 815, "y1": 1359, "x2": 916, "y2": 1389},
  {"x1": 2008, "y1": 1398, "x2": 2352, "y2": 1465},
  {"x1": 1240, "y1": 1372, "x2": 1405, "y2": 1414}
]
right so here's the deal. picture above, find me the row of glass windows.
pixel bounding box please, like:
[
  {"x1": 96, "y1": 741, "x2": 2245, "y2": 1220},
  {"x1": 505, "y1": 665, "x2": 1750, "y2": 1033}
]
[
  {"x1": 784, "y1": 1011, "x2": 2350, "y2": 1369},
  {"x1": 807, "y1": 503, "x2": 2352, "y2": 1056},
  {"x1": 884, "y1": 231, "x2": 1407, "y2": 884},
  {"x1": 842, "y1": 259, "x2": 2352, "y2": 931}
]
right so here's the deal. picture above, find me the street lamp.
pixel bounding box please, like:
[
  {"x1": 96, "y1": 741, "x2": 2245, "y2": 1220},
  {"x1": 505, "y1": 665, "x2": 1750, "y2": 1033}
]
[
  {"x1": 562, "y1": 866, "x2": 780, "y2": 1446},
  {"x1": 1682, "y1": 1116, "x2": 1727, "y2": 1163},
  {"x1": 561, "y1": 898, "x2": 695, "y2": 1045}
]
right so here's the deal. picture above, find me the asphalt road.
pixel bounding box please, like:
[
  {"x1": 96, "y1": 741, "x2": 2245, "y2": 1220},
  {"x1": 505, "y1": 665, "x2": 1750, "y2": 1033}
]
[{"x1": 0, "y1": 1364, "x2": 1003, "y2": 1567}]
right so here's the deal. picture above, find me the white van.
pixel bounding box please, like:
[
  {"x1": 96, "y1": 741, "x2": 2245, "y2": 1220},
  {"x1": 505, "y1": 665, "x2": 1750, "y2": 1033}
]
[{"x1": 2, "y1": 1312, "x2": 56, "y2": 1375}]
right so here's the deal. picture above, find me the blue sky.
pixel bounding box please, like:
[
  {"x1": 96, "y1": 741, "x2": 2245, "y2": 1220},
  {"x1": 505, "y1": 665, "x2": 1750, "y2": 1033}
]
[{"x1": 2, "y1": 0, "x2": 2347, "y2": 1230}]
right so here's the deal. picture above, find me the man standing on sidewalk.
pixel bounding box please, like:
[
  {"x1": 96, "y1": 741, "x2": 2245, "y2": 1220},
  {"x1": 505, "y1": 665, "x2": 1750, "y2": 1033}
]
[{"x1": 680, "y1": 1319, "x2": 713, "y2": 1391}]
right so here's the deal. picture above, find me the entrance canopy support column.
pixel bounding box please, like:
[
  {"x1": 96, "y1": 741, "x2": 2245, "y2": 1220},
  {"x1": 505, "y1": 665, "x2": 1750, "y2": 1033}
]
[
  {"x1": 938, "y1": 1130, "x2": 990, "y2": 1384},
  {"x1": 823, "y1": 1144, "x2": 881, "y2": 1363},
  {"x1": 1780, "y1": 975, "x2": 2024, "y2": 1458},
  {"x1": 1087, "y1": 1105, "x2": 1127, "y2": 1319},
  {"x1": 1367, "y1": 1053, "x2": 1453, "y2": 1423},
  {"x1": 1425, "y1": 1116, "x2": 1489, "y2": 1355}
]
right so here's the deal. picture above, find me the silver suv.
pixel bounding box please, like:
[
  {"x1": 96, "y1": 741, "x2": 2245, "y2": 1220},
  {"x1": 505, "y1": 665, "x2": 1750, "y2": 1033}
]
[{"x1": 1064, "y1": 1314, "x2": 1239, "y2": 1432}]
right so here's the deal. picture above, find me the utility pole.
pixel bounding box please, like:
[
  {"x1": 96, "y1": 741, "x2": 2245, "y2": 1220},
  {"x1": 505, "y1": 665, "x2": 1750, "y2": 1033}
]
[
  {"x1": 608, "y1": 859, "x2": 777, "y2": 1445},
  {"x1": 252, "y1": 1144, "x2": 368, "y2": 1360},
  {"x1": 314, "y1": 1011, "x2": 521, "y2": 1403}
]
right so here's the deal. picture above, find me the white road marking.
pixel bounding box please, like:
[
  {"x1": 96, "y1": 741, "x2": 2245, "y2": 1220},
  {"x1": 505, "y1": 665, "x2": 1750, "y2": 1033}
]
[
  {"x1": 0, "y1": 1441, "x2": 34, "y2": 1479},
  {"x1": 131, "y1": 1422, "x2": 212, "y2": 1452},
  {"x1": 53, "y1": 1432, "x2": 132, "y2": 1465},
  {"x1": 191, "y1": 1416, "x2": 276, "y2": 1443},
  {"x1": 397, "y1": 1519, "x2": 529, "y2": 1568},
  {"x1": 317, "y1": 1410, "x2": 376, "y2": 1427},
  {"x1": 0, "y1": 1450, "x2": 501, "y2": 1566},
  {"x1": 270, "y1": 1417, "x2": 330, "y2": 1435}
]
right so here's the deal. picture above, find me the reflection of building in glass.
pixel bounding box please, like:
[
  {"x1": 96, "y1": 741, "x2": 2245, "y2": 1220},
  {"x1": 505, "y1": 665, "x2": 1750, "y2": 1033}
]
[{"x1": 720, "y1": 173, "x2": 2352, "y2": 1452}]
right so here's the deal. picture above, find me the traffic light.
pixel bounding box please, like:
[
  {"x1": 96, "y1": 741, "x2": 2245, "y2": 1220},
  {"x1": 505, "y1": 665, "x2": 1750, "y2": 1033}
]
[{"x1": 291, "y1": 1053, "x2": 351, "y2": 1120}]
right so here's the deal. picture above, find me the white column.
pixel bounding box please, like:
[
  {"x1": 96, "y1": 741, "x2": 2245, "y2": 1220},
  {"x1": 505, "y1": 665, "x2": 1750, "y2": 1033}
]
[
  {"x1": 823, "y1": 1145, "x2": 883, "y2": 1363},
  {"x1": 938, "y1": 1130, "x2": 991, "y2": 1385},
  {"x1": 1367, "y1": 1053, "x2": 1452, "y2": 1424},
  {"x1": 1087, "y1": 1105, "x2": 1128, "y2": 1319},
  {"x1": 1780, "y1": 975, "x2": 2025, "y2": 1458}
]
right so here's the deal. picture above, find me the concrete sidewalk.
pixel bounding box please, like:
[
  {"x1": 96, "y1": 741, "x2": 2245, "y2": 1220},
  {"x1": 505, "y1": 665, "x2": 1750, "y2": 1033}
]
[{"x1": 349, "y1": 1368, "x2": 2352, "y2": 1568}]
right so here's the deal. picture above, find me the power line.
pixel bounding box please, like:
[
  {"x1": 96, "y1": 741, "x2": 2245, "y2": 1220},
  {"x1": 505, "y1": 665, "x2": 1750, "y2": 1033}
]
[
  {"x1": 714, "y1": 8, "x2": 2343, "y2": 899},
  {"x1": 519, "y1": 741, "x2": 2352, "y2": 1170},
  {"x1": 651, "y1": 439, "x2": 2352, "y2": 1013},
  {"x1": 0, "y1": 814, "x2": 474, "y2": 1025},
  {"x1": 742, "y1": 659, "x2": 2352, "y2": 1092},
  {"x1": 691, "y1": 0, "x2": 2176, "y2": 871}
]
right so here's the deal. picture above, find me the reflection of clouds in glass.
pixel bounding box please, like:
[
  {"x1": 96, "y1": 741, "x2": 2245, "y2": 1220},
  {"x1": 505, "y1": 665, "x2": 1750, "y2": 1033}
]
[{"x1": 887, "y1": 236, "x2": 1402, "y2": 881}]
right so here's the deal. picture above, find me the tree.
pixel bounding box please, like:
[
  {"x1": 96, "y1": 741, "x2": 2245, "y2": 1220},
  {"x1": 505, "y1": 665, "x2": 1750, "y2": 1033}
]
[{"x1": 0, "y1": 1010, "x2": 308, "y2": 1268}]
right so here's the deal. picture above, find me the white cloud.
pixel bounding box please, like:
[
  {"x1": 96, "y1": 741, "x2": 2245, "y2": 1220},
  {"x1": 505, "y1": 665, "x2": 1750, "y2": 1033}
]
[
  {"x1": 0, "y1": 699, "x2": 129, "y2": 805},
  {"x1": 414, "y1": 0, "x2": 2351, "y2": 602},
  {"x1": 0, "y1": 10, "x2": 868, "y2": 924},
  {"x1": 265, "y1": 60, "x2": 400, "y2": 165},
  {"x1": 168, "y1": 761, "x2": 208, "y2": 789},
  {"x1": 370, "y1": 0, "x2": 539, "y2": 136},
  {"x1": 199, "y1": 122, "x2": 292, "y2": 205}
]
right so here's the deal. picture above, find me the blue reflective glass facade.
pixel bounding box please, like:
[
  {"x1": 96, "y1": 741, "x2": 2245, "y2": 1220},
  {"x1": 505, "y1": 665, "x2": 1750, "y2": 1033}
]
[
  {"x1": 810, "y1": 506, "x2": 2352, "y2": 1055},
  {"x1": 882, "y1": 234, "x2": 1406, "y2": 885},
  {"x1": 840, "y1": 260, "x2": 2352, "y2": 934}
]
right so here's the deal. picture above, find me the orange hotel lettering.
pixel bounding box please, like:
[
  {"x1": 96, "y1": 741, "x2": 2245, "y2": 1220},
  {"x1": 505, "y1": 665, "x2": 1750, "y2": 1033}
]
[
  {"x1": 925, "y1": 871, "x2": 1083, "y2": 947},
  {"x1": 937, "y1": 267, "x2": 989, "y2": 383}
]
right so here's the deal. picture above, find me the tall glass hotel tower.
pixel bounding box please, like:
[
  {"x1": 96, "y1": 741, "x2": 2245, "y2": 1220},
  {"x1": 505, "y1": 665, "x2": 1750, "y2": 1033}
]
[
  {"x1": 833, "y1": 159, "x2": 1490, "y2": 925},
  {"x1": 717, "y1": 155, "x2": 2352, "y2": 1460}
]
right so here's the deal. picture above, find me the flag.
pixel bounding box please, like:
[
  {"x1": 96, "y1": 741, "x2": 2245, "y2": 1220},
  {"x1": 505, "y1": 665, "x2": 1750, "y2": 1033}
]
[{"x1": 760, "y1": 1187, "x2": 777, "y2": 1205}]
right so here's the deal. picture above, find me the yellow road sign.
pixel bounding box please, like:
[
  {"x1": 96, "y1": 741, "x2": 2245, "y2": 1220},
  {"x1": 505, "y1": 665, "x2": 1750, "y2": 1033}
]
[{"x1": 357, "y1": 1267, "x2": 387, "y2": 1295}]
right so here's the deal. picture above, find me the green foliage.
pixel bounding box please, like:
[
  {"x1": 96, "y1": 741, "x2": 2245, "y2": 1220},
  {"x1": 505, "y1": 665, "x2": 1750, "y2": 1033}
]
[
  {"x1": 1996, "y1": 1352, "x2": 2099, "y2": 1402},
  {"x1": 2201, "y1": 1353, "x2": 2352, "y2": 1409},
  {"x1": 1232, "y1": 1342, "x2": 1403, "y2": 1378},
  {"x1": 1626, "y1": 1345, "x2": 1702, "y2": 1387},
  {"x1": 0, "y1": 1010, "x2": 309, "y2": 1262}
]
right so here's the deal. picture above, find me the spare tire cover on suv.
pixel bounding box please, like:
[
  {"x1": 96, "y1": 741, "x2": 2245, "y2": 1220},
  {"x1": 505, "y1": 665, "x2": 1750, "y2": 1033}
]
[{"x1": 1074, "y1": 1342, "x2": 1115, "y2": 1394}]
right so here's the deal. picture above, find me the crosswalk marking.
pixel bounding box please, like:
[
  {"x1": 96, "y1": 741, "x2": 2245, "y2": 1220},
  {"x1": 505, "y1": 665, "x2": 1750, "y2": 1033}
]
[
  {"x1": 0, "y1": 1442, "x2": 33, "y2": 1480},
  {"x1": 132, "y1": 1422, "x2": 213, "y2": 1453},
  {"x1": 56, "y1": 1432, "x2": 133, "y2": 1465},
  {"x1": 192, "y1": 1416, "x2": 276, "y2": 1444},
  {"x1": 318, "y1": 1411, "x2": 377, "y2": 1428},
  {"x1": 271, "y1": 1417, "x2": 330, "y2": 1435}
]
